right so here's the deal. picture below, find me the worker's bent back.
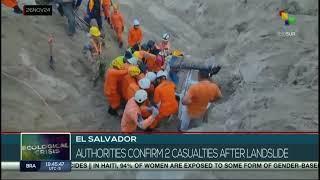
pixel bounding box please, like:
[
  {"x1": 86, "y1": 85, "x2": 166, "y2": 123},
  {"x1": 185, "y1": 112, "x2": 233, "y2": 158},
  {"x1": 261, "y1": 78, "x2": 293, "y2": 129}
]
[
  {"x1": 121, "y1": 98, "x2": 154, "y2": 132},
  {"x1": 186, "y1": 80, "x2": 222, "y2": 118},
  {"x1": 154, "y1": 80, "x2": 178, "y2": 116}
]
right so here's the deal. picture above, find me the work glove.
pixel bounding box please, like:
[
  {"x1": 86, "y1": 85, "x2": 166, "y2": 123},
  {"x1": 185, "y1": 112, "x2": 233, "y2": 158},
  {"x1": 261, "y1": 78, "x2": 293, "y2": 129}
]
[{"x1": 151, "y1": 107, "x2": 159, "y2": 117}]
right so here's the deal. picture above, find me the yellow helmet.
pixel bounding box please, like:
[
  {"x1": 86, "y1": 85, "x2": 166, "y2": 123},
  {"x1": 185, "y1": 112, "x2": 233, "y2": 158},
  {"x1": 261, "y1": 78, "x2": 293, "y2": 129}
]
[
  {"x1": 128, "y1": 66, "x2": 141, "y2": 77},
  {"x1": 89, "y1": 26, "x2": 101, "y2": 37},
  {"x1": 133, "y1": 51, "x2": 142, "y2": 60},
  {"x1": 172, "y1": 50, "x2": 183, "y2": 57},
  {"x1": 111, "y1": 57, "x2": 124, "y2": 69}
]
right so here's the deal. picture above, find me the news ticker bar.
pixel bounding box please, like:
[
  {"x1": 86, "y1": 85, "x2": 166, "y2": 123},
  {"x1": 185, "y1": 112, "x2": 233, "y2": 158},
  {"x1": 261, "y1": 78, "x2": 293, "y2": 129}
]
[
  {"x1": 2, "y1": 134, "x2": 318, "y2": 162},
  {"x1": 1, "y1": 162, "x2": 318, "y2": 171}
]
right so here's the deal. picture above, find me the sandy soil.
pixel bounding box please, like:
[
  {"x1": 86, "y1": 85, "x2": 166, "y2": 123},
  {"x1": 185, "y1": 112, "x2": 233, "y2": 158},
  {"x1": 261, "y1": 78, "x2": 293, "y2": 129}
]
[{"x1": 1, "y1": 0, "x2": 318, "y2": 179}]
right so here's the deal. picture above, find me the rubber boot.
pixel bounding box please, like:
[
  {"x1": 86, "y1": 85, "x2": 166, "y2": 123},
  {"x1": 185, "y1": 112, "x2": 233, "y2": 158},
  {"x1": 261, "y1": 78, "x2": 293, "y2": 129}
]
[
  {"x1": 13, "y1": 5, "x2": 23, "y2": 14},
  {"x1": 108, "y1": 107, "x2": 118, "y2": 116}
]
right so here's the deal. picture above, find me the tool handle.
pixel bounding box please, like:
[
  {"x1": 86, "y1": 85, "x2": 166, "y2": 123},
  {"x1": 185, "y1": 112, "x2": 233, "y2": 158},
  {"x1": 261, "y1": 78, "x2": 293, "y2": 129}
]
[{"x1": 48, "y1": 34, "x2": 54, "y2": 57}]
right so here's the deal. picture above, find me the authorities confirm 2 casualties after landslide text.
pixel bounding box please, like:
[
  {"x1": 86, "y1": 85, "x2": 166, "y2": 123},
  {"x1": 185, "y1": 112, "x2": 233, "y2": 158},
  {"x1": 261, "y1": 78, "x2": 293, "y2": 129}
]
[{"x1": 75, "y1": 147, "x2": 289, "y2": 159}]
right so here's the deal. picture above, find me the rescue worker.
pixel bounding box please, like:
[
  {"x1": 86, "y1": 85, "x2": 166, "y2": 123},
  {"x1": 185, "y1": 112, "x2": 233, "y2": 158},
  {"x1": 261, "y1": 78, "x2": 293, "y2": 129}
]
[
  {"x1": 137, "y1": 73, "x2": 156, "y2": 119},
  {"x1": 1, "y1": 0, "x2": 22, "y2": 14},
  {"x1": 110, "y1": 4, "x2": 125, "y2": 48},
  {"x1": 156, "y1": 33, "x2": 171, "y2": 57},
  {"x1": 87, "y1": 26, "x2": 103, "y2": 58},
  {"x1": 55, "y1": 0, "x2": 82, "y2": 36},
  {"x1": 137, "y1": 78, "x2": 153, "y2": 118},
  {"x1": 164, "y1": 49, "x2": 184, "y2": 85},
  {"x1": 126, "y1": 66, "x2": 142, "y2": 101},
  {"x1": 127, "y1": 19, "x2": 143, "y2": 48},
  {"x1": 104, "y1": 58, "x2": 128, "y2": 116},
  {"x1": 86, "y1": 26, "x2": 104, "y2": 83},
  {"x1": 86, "y1": 0, "x2": 103, "y2": 30},
  {"x1": 102, "y1": 0, "x2": 111, "y2": 24},
  {"x1": 121, "y1": 66, "x2": 141, "y2": 101},
  {"x1": 149, "y1": 70, "x2": 178, "y2": 129},
  {"x1": 180, "y1": 69, "x2": 222, "y2": 131},
  {"x1": 133, "y1": 51, "x2": 162, "y2": 72},
  {"x1": 121, "y1": 90, "x2": 159, "y2": 132}
]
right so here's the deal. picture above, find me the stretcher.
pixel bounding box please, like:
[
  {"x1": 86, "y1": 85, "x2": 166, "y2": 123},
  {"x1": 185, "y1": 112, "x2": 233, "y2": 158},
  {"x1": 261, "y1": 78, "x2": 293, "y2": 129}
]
[{"x1": 171, "y1": 56, "x2": 219, "y2": 127}]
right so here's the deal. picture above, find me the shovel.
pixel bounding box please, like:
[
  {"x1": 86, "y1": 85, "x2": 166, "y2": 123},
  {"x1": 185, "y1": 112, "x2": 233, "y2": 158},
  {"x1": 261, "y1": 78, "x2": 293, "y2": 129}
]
[{"x1": 48, "y1": 33, "x2": 55, "y2": 70}]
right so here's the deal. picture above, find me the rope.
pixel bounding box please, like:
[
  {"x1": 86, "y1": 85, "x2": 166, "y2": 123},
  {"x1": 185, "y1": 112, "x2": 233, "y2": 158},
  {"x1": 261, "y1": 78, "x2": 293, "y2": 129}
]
[{"x1": 1, "y1": 71, "x2": 63, "y2": 121}]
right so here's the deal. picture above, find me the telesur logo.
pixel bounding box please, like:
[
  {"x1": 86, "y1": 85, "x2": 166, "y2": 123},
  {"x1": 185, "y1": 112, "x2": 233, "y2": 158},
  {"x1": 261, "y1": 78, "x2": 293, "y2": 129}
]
[{"x1": 278, "y1": 10, "x2": 296, "y2": 37}]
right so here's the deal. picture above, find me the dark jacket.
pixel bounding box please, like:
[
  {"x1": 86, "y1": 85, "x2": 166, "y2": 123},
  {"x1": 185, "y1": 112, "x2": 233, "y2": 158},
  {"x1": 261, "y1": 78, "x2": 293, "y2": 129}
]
[{"x1": 87, "y1": 0, "x2": 101, "y2": 17}]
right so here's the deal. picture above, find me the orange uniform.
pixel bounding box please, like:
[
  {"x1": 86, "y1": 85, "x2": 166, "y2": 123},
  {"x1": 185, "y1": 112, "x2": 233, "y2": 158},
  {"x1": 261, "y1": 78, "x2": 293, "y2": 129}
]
[
  {"x1": 102, "y1": 0, "x2": 111, "y2": 20},
  {"x1": 1, "y1": 0, "x2": 17, "y2": 8},
  {"x1": 137, "y1": 51, "x2": 161, "y2": 72},
  {"x1": 121, "y1": 98, "x2": 154, "y2": 132},
  {"x1": 104, "y1": 68, "x2": 128, "y2": 109},
  {"x1": 185, "y1": 80, "x2": 222, "y2": 118},
  {"x1": 128, "y1": 27, "x2": 143, "y2": 47},
  {"x1": 150, "y1": 80, "x2": 178, "y2": 128},
  {"x1": 126, "y1": 81, "x2": 140, "y2": 101},
  {"x1": 121, "y1": 74, "x2": 136, "y2": 101},
  {"x1": 111, "y1": 10, "x2": 124, "y2": 44}
]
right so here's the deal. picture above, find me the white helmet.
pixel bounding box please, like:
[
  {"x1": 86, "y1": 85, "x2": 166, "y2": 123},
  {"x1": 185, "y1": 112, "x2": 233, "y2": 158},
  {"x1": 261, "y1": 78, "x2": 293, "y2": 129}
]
[
  {"x1": 145, "y1": 72, "x2": 157, "y2": 82},
  {"x1": 162, "y1": 33, "x2": 170, "y2": 41},
  {"x1": 138, "y1": 78, "x2": 151, "y2": 89},
  {"x1": 134, "y1": 90, "x2": 148, "y2": 103},
  {"x1": 133, "y1": 19, "x2": 140, "y2": 26},
  {"x1": 127, "y1": 57, "x2": 138, "y2": 65},
  {"x1": 156, "y1": 70, "x2": 168, "y2": 79}
]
